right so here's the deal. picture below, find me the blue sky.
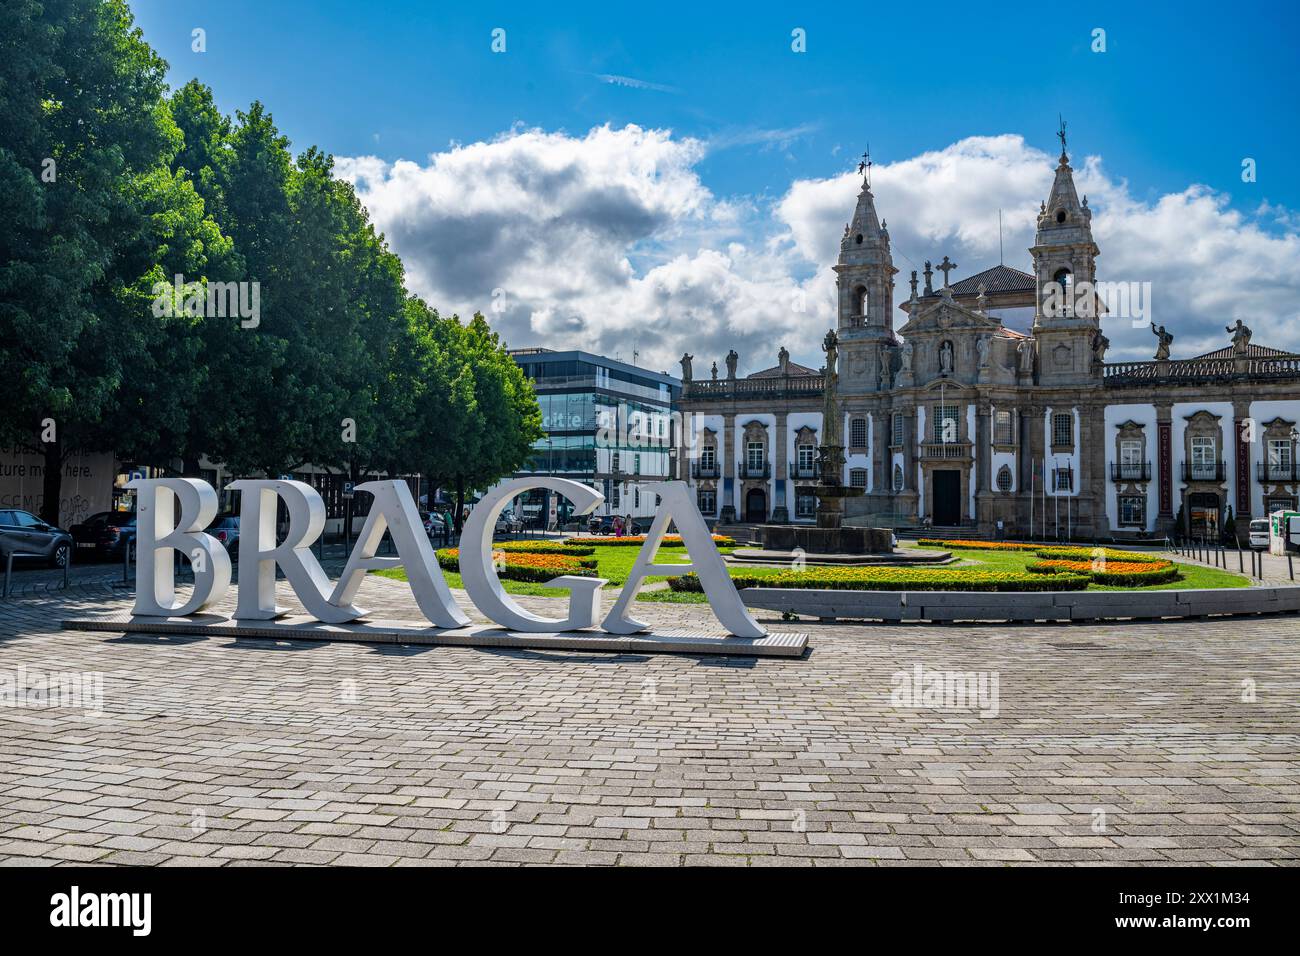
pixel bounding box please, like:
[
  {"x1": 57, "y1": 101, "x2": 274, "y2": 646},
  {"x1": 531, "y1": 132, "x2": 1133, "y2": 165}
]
[{"x1": 130, "y1": 0, "x2": 1300, "y2": 369}]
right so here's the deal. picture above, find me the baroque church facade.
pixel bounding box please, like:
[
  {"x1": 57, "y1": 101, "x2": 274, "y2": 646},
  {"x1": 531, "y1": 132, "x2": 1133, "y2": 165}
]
[{"x1": 675, "y1": 141, "x2": 1300, "y2": 540}]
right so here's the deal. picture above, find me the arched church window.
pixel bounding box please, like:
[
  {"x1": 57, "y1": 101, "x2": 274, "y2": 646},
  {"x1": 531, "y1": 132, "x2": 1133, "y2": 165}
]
[
  {"x1": 996, "y1": 465, "x2": 1013, "y2": 492},
  {"x1": 857, "y1": 286, "x2": 869, "y2": 316},
  {"x1": 1055, "y1": 209, "x2": 1066, "y2": 223},
  {"x1": 892, "y1": 464, "x2": 904, "y2": 492},
  {"x1": 1053, "y1": 268, "x2": 1074, "y2": 317}
]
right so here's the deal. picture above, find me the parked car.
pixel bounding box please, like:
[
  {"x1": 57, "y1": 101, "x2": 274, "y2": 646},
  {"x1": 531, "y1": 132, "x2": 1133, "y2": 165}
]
[
  {"x1": 1248, "y1": 518, "x2": 1270, "y2": 550},
  {"x1": 70, "y1": 510, "x2": 137, "y2": 560},
  {"x1": 0, "y1": 509, "x2": 74, "y2": 568},
  {"x1": 209, "y1": 514, "x2": 241, "y2": 559},
  {"x1": 494, "y1": 510, "x2": 524, "y2": 535},
  {"x1": 588, "y1": 515, "x2": 643, "y2": 536}
]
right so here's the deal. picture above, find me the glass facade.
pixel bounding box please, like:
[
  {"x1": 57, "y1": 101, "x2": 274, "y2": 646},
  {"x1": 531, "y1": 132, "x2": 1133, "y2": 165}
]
[{"x1": 506, "y1": 349, "x2": 681, "y2": 520}]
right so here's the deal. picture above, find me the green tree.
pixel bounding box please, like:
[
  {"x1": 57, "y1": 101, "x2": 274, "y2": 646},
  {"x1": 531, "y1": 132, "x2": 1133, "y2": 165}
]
[{"x1": 0, "y1": 0, "x2": 205, "y2": 523}]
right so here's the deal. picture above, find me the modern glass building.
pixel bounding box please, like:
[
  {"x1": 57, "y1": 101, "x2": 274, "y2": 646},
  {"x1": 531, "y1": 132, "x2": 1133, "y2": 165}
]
[{"x1": 506, "y1": 348, "x2": 681, "y2": 527}]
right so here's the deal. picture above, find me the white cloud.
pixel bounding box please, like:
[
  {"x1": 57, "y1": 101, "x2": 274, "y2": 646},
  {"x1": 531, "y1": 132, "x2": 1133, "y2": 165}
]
[{"x1": 338, "y1": 127, "x2": 1300, "y2": 374}]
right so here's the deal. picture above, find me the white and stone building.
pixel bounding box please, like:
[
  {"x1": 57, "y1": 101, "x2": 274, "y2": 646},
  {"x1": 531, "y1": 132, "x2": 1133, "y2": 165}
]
[{"x1": 676, "y1": 141, "x2": 1300, "y2": 541}]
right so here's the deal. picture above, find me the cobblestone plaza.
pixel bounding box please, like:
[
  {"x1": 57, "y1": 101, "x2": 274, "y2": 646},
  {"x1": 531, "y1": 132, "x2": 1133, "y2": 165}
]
[{"x1": 1, "y1": 574, "x2": 1296, "y2": 866}]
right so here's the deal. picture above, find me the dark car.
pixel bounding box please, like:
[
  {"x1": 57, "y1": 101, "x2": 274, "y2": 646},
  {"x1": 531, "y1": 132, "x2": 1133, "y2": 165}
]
[
  {"x1": 70, "y1": 510, "x2": 136, "y2": 560},
  {"x1": 0, "y1": 509, "x2": 74, "y2": 568},
  {"x1": 587, "y1": 515, "x2": 643, "y2": 536},
  {"x1": 209, "y1": 514, "x2": 240, "y2": 560}
]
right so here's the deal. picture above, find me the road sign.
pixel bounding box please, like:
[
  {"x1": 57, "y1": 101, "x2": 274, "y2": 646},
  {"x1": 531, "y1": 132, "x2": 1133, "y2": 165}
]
[{"x1": 342, "y1": 481, "x2": 355, "y2": 499}]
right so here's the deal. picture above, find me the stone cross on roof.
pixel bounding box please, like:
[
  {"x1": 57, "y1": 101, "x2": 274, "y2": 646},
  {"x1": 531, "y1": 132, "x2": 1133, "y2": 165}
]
[{"x1": 937, "y1": 255, "x2": 958, "y2": 288}]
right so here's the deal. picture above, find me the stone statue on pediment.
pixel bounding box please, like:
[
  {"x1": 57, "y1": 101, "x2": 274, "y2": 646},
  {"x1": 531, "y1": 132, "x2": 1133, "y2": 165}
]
[
  {"x1": 679, "y1": 353, "x2": 693, "y2": 381},
  {"x1": 939, "y1": 340, "x2": 954, "y2": 375},
  {"x1": 900, "y1": 339, "x2": 914, "y2": 372},
  {"x1": 725, "y1": 349, "x2": 738, "y2": 379}
]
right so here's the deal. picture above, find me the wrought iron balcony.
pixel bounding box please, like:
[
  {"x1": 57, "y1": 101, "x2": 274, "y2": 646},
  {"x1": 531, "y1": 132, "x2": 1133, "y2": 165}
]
[
  {"x1": 1110, "y1": 461, "x2": 1151, "y2": 482},
  {"x1": 741, "y1": 464, "x2": 771, "y2": 479},
  {"x1": 789, "y1": 461, "x2": 819, "y2": 480},
  {"x1": 1257, "y1": 461, "x2": 1300, "y2": 483},
  {"x1": 1181, "y1": 461, "x2": 1226, "y2": 482},
  {"x1": 690, "y1": 462, "x2": 719, "y2": 479}
]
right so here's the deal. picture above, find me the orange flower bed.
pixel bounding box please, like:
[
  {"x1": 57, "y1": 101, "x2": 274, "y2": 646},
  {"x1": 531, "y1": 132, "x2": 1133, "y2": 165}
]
[
  {"x1": 435, "y1": 547, "x2": 596, "y2": 582},
  {"x1": 917, "y1": 539, "x2": 1040, "y2": 552},
  {"x1": 1027, "y1": 557, "x2": 1178, "y2": 586}
]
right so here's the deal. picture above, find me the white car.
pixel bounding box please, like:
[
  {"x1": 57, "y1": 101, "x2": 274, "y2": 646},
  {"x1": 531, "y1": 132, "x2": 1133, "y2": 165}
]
[
  {"x1": 1248, "y1": 518, "x2": 1269, "y2": 550},
  {"x1": 494, "y1": 510, "x2": 523, "y2": 535}
]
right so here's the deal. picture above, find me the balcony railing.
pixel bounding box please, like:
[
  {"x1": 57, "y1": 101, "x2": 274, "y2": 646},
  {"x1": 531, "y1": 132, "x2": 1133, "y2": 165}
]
[
  {"x1": 919, "y1": 442, "x2": 970, "y2": 460},
  {"x1": 691, "y1": 463, "x2": 719, "y2": 479},
  {"x1": 1182, "y1": 461, "x2": 1226, "y2": 482},
  {"x1": 789, "y1": 461, "x2": 819, "y2": 480},
  {"x1": 741, "y1": 464, "x2": 771, "y2": 479},
  {"x1": 1257, "y1": 461, "x2": 1300, "y2": 483},
  {"x1": 1110, "y1": 461, "x2": 1151, "y2": 482}
]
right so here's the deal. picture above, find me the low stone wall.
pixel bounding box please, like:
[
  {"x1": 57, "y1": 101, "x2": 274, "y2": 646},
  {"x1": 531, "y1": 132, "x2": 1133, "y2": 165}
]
[
  {"x1": 740, "y1": 585, "x2": 1300, "y2": 623},
  {"x1": 759, "y1": 525, "x2": 893, "y2": 554}
]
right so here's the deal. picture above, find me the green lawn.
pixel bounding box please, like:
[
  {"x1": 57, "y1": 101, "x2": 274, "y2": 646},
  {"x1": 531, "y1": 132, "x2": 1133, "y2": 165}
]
[
  {"x1": 639, "y1": 542, "x2": 1250, "y2": 603},
  {"x1": 373, "y1": 545, "x2": 738, "y2": 597},
  {"x1": 374, "y1": 540, "x2": 1248, "y2": 603}
]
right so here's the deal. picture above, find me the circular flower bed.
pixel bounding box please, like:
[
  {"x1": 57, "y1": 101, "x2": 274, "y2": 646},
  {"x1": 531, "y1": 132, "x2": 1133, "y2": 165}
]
[
  {"x1": 668, "y1": 567, "x2": 1089, "y2": 593},
  {"x1": 494, "y1": 541, "x2": 595, "y2": 557},
  {"x1": 436, "y1": 547, "x2": 596, "y2": 583},
  {"x1": 564, "y1": 534, "x2": 736, "y2": 548},
  {"x1": 1033, "y1": 546, "x2": 1166, "y2": 564},
  {"x1": 1026, "y1": 557, "x2": 1179, "y2": 586},
  {"x1": 917, "y1": 539, "x2": 1040, "y2": 552}
]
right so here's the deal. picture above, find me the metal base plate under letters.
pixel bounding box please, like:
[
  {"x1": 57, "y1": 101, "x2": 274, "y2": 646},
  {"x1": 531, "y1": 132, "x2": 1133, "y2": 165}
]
[{"x1": 61, "y1": 613, "x2": 808, "y2": 658}]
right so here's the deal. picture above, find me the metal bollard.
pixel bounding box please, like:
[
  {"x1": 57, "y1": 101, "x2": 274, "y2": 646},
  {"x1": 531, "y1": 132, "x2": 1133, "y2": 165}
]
[
  {"x1": 1289, "y1": 552, "x2": 1295, "y2": 581},
  {"x1": 1238, "y1": 546, "x2": 1244, "y2": 573}
]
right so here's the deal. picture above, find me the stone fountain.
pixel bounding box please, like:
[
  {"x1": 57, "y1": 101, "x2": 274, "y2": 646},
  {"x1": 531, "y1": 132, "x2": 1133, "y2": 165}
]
[{"x1": 757, "y1": 330, "x2": 893, "y2": 556}]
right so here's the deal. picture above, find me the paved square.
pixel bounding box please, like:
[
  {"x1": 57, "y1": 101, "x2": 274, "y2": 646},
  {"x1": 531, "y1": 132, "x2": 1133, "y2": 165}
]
[{"x1": 1, "y1": 577, "x2": 1297, "y2": 866}]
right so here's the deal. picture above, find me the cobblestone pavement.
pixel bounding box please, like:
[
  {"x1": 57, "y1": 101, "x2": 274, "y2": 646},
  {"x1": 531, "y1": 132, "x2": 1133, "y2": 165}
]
[{"x1": 0, "y1": 575, "x2": 1297, "y2": 867}]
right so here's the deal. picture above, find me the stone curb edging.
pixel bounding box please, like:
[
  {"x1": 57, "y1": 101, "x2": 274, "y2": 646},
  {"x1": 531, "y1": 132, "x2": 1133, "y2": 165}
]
[
  {"x1": 740, "y1": 585, "x2": 1300, "y2": 623},
  {"x1": 59, "y1": 613, "x2": 809, "y2": 658}
]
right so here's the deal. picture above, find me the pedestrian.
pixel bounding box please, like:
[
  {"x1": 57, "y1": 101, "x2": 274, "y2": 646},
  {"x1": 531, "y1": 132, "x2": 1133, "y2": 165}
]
[{"x1": 613, "y1": 515, "x2": 624, "y2": 537}]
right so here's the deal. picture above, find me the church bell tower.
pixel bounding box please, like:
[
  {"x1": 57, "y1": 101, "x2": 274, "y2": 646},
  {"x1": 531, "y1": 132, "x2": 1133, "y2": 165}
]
[
  {"x1": 1031, "y1": 121, "x2": 1101, "y2": 385},
  {"x1": 832, "y1": 151, "x2": 899, "y2": 391}
]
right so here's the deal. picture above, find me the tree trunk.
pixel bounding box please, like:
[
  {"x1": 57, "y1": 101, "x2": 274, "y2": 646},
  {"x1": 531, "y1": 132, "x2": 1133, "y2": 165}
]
[
  {"x1": 182, "y1": 455, "x2": 203, "y2": 478},
  {"x1": 41, "y1": 439, "x2": 63, "y2": 526},
  {"x1": 455, "y1": 475, "x2": 465, "y2": 534}
]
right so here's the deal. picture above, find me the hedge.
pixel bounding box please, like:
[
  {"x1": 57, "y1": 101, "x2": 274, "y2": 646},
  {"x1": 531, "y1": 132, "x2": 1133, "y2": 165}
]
[
  {"x1": 1033, "y1": 547, "x2": 1165, "y2": 564},
  {"x1": 1027, "y1": 558, "x2": 1180, "y2": 586},
  {"x1": 667, "y1": 567, "x2": 1090, "y2": 593},
  {"x1": 435, "y1": 547, "x2": 597, "y2": 583},
  {"x1": 493, "y1": 541, "x2": 596, "y2": 557},
  {"x1": 917, "y1": 539, "x2": 1040, "y2": 552},
  {"x1": 563, "y1": 534, "x2": 736, "y2": 549}
]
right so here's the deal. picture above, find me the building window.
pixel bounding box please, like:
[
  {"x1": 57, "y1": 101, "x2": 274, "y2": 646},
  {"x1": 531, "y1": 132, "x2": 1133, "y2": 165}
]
[
  {"x1": 994, "y1": 410, "x2": 1013, "y2": 446},
  {"x1": 1190, "y1": 436, "x2": 1216, "y2": 480},
  {"x1": 892, "y1": 464, "x2": 904, "y2": 492},
  {"x1": 850, "y1": 417, "x2": 867, "y2": 447},
  {"x1": 849, "y1": 468, "x2": 868, "y2": 488},
  {"x1": 746, "y1": 441, "x2": 765, "y2": 474},
  {"x1": 996, "y1": 465, "x2": 1013, "y2": 492},
  {"x1": 1119, "y1": 439, "x2": 1143, "y2": 479},
  {"x1": 856, "y1": 286, "x2": 869, "y2": 316},
  {"x1": 1053, "y1": 268, "x2": 1074, "y2": 316},
  {"x1": 795, "y1": 493, "x2": 817, "y2": 518},
  {"x1": 891, "y1": 412, "x2": 905, "y2": 447},
  {"x1": 1266, "y1": 495, "x2": 1296, "y2": 514},
  {"x1": 699, "y1": 445, "x2": 715, "y2": 470},
  {"x1": 933, "y1": 405, "x2": 958, "y2": 443},
  {"x1": 697, "y1": 489, "x2": 716, "y2": 515},
  {"x1": 634, "y1": 487, "x2": 640, "y2": 508},
  {"x1": 1119, "y1": 495, "x2": 1145, "y2": 526},
  {"x1": 633, "y1": 453, "x2": 641, "y2": 475},
  {"x1": 1053, "y1": 466, "x2": 1073, "y2": 491},
  {"x1": 612, "y1": 483, "x2": 621, "y2": 508},
  {"x1": 797, "y1": 444, "x2": 816, "y2": 475},
  {"x1": 612, "y1": 451, "x2": 620, "y2": 474},
  {"x1": 1267, "y1": 439, "x2": 1293, "y2": 480},
  {"x1": 1052, "y1": 412, "x2": 1073, "y2": 448}
]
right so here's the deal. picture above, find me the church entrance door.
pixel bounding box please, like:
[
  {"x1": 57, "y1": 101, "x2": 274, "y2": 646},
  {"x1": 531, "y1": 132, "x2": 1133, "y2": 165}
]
[
  {"x1": 745, "y1": 488, "x2": 768, "y2": 523},
  {"x1": 931, "y1": 470, "x2": 962, "y2": 526}
]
